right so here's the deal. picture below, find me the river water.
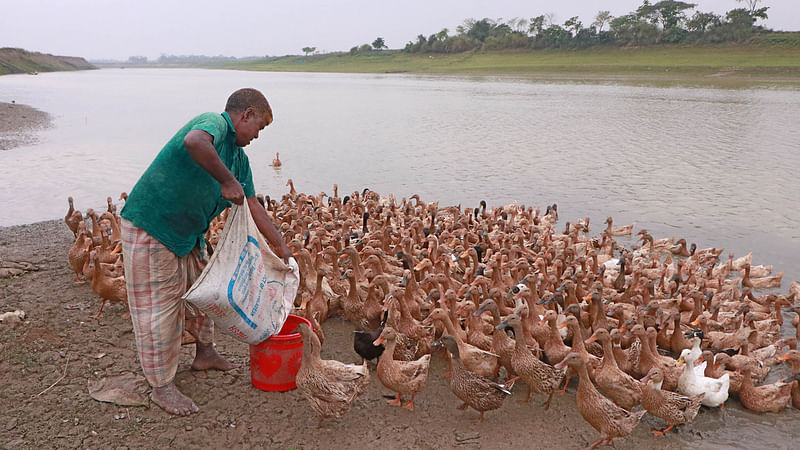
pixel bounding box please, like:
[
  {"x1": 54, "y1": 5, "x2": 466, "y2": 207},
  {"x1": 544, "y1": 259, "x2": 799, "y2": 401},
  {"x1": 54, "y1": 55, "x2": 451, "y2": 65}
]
[{"x1": 0, "y1": 68, "x2": 798, "y2": 446}]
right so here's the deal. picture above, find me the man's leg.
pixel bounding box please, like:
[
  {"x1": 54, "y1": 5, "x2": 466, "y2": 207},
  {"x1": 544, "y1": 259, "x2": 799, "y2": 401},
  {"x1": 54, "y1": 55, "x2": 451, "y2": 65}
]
[
  {"x1": 120, "y1": 219, "x2": 198, "y2": 416},
  {"x1": 184, "y1": 247, "x2": 237, "y2": 371}
]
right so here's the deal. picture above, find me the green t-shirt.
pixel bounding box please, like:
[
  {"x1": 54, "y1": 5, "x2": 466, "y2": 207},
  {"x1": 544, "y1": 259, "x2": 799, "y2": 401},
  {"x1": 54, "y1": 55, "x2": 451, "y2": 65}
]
[{"x1": 121, "y1": 111, "x2": 256, "y2": 257}]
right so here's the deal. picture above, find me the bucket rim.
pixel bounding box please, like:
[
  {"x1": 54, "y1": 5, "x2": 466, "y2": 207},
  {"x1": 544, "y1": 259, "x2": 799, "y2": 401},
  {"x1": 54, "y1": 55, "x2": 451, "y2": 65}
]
[{"x1": 263, "y1": 314, "x2": 312, "y2": 343}]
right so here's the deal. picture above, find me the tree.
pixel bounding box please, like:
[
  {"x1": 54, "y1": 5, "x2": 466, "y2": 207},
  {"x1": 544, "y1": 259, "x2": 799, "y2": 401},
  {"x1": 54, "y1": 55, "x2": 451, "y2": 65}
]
[
  {"x1": 737, "y1": 0, "x2": 764, "y2": 15},
  {"x1": 564, "y1": 16, "x2": 583, "y2": 37},
  {"x1": 528, "y1": 15, "x2": 546, "y2": 36},
  {"x1": 592, "y1": 11, "x2": 613, "y2": 32},
  {"x1": 301, "y1": 46, "x2": 316, "y2": 56},
  {"x1": 686, "y1": 11, "x2": 720, "y2": 33},
  {"x1": 371, "y1": 37, "x2": 387, "y2": 50}
]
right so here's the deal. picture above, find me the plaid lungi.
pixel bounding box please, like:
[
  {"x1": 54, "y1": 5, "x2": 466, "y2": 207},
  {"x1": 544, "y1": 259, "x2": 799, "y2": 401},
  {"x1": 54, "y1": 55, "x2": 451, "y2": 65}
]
[{"x1": 120, "y1": 218, "x2": 214, "y2": 387}]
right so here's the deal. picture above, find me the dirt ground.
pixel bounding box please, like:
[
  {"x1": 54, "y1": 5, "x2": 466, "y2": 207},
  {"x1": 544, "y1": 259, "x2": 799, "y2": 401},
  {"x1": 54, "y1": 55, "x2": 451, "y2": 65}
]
[
  {"x1": 1, "y1": 220, "x2": 798, "y2": 450},
  {"x1": 0, "y1": 102, "x2": 51, "y2": 151}
]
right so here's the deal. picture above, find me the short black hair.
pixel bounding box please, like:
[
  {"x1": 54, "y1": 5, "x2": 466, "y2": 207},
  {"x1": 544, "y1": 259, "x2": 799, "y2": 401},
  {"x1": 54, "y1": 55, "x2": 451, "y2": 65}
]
[{"x1": 225, "y1": 88, "x2": 273, "y2": 124}]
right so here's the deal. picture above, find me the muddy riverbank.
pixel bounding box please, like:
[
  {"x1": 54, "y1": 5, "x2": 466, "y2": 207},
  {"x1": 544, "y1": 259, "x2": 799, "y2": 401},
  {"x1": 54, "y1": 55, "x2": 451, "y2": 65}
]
[{"x1": 1, "y1": 218, "x2": 799, "y2": 449}]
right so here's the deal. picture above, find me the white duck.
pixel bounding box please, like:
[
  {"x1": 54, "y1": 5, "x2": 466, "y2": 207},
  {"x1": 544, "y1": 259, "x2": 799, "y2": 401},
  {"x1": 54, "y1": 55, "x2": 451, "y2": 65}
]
[
  {"x1": 677, "y1": 348, "x2": 729, "y2": 408},
  {"x1": 684, "y1": 337, "x2": 706, "y2": 377}
]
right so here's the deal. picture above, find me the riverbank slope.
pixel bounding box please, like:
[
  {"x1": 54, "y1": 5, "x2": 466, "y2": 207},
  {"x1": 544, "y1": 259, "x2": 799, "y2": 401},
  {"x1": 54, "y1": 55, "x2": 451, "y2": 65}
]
[
  {"x1": 0, "y1": 48, "x2": 95, "y2": 75},
  {"x1": 215, "y1": 44, "x2": 800, "y2": 80}
]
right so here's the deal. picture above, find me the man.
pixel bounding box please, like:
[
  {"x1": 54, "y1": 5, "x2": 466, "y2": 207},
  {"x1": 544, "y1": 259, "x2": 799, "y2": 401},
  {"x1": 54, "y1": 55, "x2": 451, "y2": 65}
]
[{"x1": 120, "y1": 88, "x2": 291, "y2": 416}]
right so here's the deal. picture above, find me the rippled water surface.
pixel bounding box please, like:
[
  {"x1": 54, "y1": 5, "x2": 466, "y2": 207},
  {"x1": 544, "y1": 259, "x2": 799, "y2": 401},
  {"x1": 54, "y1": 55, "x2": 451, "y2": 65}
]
[{"x1": 0, "y1": 68, "x2": 799, "y2": 445}]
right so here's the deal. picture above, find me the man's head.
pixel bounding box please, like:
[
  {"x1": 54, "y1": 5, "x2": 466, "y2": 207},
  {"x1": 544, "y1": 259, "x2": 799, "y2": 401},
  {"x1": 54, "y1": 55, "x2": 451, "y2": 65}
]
[{"x1": 225, "y1": 88, "x2": 273, "y2": 147}]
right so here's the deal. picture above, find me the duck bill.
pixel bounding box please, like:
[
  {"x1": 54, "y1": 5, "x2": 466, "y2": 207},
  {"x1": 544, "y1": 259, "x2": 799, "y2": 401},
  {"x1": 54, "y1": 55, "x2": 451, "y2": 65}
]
[
  {"x1": 675, "y1": 358, "x2": 685, "y2": 367},
  {"x1": 495, "y1": 321, "x2": 509, "y2": 331},
  {"x1": 778, "y1": 353, "x2": 790, "y2": 362},
  {"x1": 585, "y1": 334, "x2": 598, "y2": 345},
  {"x1": 583, "y1": 293, "x2": 593, "y2": 302},
  {"x1": 372, "y1": 336, "x2": 385, "y2": 346},
  {"x1": 472, "y1": 305, "x2": 487, "y2": 317},
  {"x1": 557, "y1": 322, "x2": 568, "y2": 330},
  {"x1": 695, "y1": 356, "x2": 705, "y2": 365},
  {"x1": 640, "y1": 373, "x2": 652, "y2": 384},
  {"x1": 554, "y1": 360, "x2": 567, "y2": 370},
  {"x1": 690, "y1": 317, "x2": 701, "y2": 327}
]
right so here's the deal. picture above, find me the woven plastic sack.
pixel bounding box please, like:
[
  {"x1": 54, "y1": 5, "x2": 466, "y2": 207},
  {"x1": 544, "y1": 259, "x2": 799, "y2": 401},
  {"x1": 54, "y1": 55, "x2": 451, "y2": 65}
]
[{"x1": 183, "y1": 203, "x2": 299, "y2": 344}]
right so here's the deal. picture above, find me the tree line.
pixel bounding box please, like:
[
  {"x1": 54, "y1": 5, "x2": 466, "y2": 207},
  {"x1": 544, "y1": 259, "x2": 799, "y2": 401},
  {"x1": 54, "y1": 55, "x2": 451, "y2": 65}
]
[{"x1": 392, "y1": 0, "x2": 773, "y2": 54}]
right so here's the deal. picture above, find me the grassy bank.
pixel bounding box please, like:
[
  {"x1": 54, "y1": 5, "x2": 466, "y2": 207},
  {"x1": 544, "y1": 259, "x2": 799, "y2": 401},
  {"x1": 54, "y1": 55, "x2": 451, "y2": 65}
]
[
  {"x1": 0, "y1": 48, "x2": 95, "y2": 75},
  {"x1": 217, "y1": 44, "x2": 800, "y2": 80}
]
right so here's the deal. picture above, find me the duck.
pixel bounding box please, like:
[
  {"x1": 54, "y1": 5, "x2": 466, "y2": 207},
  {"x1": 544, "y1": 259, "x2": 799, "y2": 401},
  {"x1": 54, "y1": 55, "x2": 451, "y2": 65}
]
[
  {"x1": 441, "y1": 334, "x2": 516, "y2": 422},
  {"x1": 739, "y1": 264, "x2": 773, "y2": 278},
  {"x1": 497, "y1": 312, "x2": 564, "y2": 409},
  {"x1": 374, "y1": 326, "x2": 431, "y2": 411},
  {"x1": 474, "y1": 299, "x2": 517, "y2": 377},
  {"x1": 88, "y1": 249, "x2": 128, "y2": 319},
  {"x1": 68, "y1": 225, "x2": 92, "y2": 283},
  {"x1": 424, "y1": 308, "x2": 499, "y2": 378},
  {"x1": 64, "y1": 197, "x2": 82, "y2": 236},
  {"x1": 604, "y1": 217, "x2": 634, "y2": 236},
  {"x1": 353, "y1": 310, "x2": 387, "y2": 363},
  {"x1": 554, "y1": 353, "x2": 646, "y2": 450},
  {"x1": 295, "y1": 323, "x2": 369, "y2": 419},
  {"x1": 738, "y1": 361, "x2": 792, "y2": 413},
  {"x1": 640, "y1": 367, "x2": 704, "y2": 436},
  {"x1": 669, "y1": 239, "x2": 692, "y2": 257},
  {"x1": 609, "y1": 328, "x2": 639, "y2": 376},
  {"x1": 741, "y1": 264, "x2": 783, "y2": 289},
  {"x1": 271, "y1": 152, "x2": 282, "y2": 167},
  {"x1": 676, "y1": 348, "x2": 729, "y2": 408},
  {"x1": 585, "y1": 328, "x2": 642, "y2": 410},
  {"x1": 704, "y1": 351, "x2": 743, "y2": 394}
]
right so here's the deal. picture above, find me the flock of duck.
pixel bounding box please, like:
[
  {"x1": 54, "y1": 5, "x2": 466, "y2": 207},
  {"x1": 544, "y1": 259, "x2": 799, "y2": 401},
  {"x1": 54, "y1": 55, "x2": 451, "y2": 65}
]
[{"x1": 65, "y1": 181, "x2": 800, "y2": 449}]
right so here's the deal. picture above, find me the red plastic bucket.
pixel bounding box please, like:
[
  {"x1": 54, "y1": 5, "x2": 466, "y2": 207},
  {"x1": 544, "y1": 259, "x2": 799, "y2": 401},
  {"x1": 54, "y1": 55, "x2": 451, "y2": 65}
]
[{"x1": 249, "y1": 314, "x2": 312, "y2": 392}]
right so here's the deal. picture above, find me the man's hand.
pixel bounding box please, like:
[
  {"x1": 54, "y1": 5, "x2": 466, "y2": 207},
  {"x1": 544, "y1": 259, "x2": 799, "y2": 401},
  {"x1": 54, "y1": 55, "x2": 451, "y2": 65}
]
[
  {"x1": 221, "y1": 178, "x2": 245, "y2": 205},
  {"x1": 248, "y1": 196, "x2": 294, "y2": 269}
]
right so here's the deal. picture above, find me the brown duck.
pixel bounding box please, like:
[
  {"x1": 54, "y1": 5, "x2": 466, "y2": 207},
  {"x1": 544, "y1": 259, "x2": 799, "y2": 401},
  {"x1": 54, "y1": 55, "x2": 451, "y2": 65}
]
[
  {"x1": 295, "y1": 323, "x2": 369, "y2": 419},
  {"x1": 555, "y1": 353, "x2": 646, "y2": 450},
  {"x1": 441, "y1": 335, "x2": 517, "y2": 422},
  {"x1": 640, "y1": 367, "x2": 703, "y2": 436}
]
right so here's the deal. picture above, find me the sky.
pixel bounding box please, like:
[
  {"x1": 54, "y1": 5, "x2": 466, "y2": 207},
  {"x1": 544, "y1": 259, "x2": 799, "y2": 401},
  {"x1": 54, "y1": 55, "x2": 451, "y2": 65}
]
[{"x1": 1, "y1": 0, "x2": 797, "y2": 60}]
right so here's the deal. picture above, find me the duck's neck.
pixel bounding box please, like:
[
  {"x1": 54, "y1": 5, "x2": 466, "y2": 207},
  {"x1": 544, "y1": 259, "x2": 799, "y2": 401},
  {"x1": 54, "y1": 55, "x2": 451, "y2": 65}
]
[
  {"x1": 380, "y1": 338, "x2": 397, "y2": 363},
  {"x1": 599, "y1": 338, "x2": 619, "y2": 369}
]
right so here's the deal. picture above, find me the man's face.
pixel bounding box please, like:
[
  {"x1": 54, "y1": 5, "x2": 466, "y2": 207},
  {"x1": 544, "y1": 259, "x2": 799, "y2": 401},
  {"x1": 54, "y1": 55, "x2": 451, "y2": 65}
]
[{"x1": 234, "y1": 108, "x2": 271, "y2": 147}]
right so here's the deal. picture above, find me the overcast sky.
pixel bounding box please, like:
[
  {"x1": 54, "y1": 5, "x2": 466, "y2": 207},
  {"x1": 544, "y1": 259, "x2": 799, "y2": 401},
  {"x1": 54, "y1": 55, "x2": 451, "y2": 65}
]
[{"x1": 1, "y1": 0, "x2": 796, "y2": 60}]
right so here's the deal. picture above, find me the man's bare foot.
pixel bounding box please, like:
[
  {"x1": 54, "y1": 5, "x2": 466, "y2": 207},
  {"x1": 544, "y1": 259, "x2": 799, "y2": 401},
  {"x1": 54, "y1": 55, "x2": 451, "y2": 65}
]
[
  {"x1": 191, "y1": 342, "x2": 238, "y2": 371},
  {"x1": 151, "y1": 382, "x2": 198, "y2": 416}
]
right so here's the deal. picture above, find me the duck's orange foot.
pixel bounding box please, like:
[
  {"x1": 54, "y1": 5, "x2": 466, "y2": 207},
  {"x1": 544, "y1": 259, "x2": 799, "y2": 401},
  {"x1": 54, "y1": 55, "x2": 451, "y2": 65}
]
[
  {"x1": 386, "y1": 396, "x2": 402, "y2": 407},
  {"x1": 402, "y1": 394, "x2": 416, "y2": 411}
]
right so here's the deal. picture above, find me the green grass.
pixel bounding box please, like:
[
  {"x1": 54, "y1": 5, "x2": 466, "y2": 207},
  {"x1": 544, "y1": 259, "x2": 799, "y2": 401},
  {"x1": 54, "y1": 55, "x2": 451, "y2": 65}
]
[{"x1": 214, "y1": 43, "x2": 800, "y2": 81}]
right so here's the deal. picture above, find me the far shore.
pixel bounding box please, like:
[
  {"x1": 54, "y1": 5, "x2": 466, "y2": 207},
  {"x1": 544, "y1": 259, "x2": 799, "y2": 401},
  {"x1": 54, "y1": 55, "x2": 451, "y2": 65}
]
[{"x1": 0, "y1": 101, "x2": 51, "y2": 151}]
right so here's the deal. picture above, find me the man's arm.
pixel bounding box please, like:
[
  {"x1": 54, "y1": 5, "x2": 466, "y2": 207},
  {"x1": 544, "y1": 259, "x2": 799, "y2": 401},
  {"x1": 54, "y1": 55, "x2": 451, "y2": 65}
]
[
  {"x1": 248, "y1": 196, "x2": 292, "y2": 264},
  {"x1": 184, "y1": 129, "x2": 245, "y2": 204}
]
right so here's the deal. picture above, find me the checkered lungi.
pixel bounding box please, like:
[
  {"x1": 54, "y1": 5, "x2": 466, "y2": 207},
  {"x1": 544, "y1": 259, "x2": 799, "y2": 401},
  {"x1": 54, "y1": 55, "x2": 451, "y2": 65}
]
[{"x1": 120, "y1": 218, "x2": 214, "y2": 388}]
